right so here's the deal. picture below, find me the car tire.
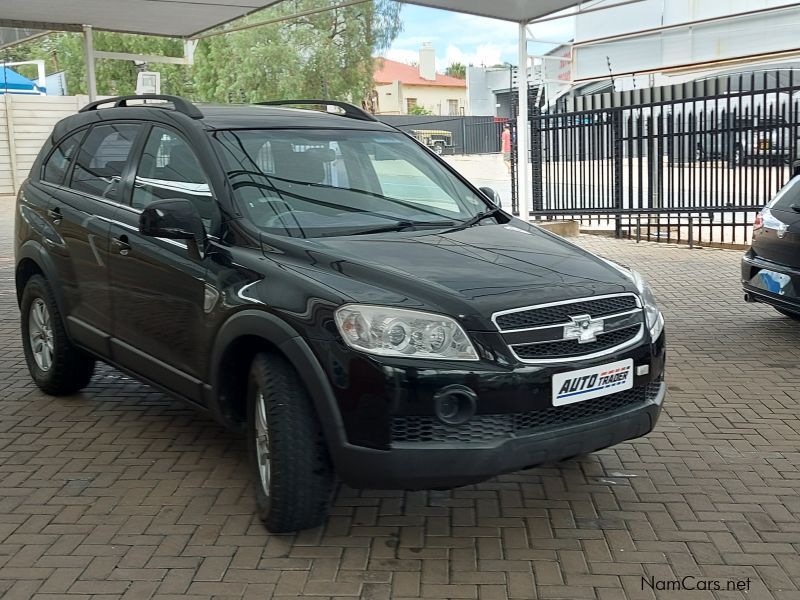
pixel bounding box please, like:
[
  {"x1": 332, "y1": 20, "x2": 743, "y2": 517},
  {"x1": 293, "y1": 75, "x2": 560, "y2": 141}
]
[
  {"x1": 775, "y1": 307, "x2": 800, "y2": 321},
  {"x1": 433, "y1": 142, "x2": 445, "y2": 155},
  {"x1": 20, "y1": 275, "x2": 95, "y2": 395},
  {"x1": 247, "y1": 351, "x2": 334, "y2": 533}
]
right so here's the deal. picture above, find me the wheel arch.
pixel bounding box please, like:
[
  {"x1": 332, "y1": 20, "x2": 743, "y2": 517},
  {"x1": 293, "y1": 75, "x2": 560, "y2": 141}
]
[
  {"x1": 208, "y1": 310, "x2": 348, "y2": 453},
  {"x1": 15, "y1": 241, "x2": 65, "y2": 312}
]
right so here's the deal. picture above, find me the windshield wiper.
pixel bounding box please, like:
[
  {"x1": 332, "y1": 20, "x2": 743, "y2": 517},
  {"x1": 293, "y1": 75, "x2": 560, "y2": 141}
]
[
  {"x1": 348, "y1": 220, "x2": 455, "y2": 236},
  {"x1": 450, "y1": 206, "x2": 503, "y2": 231}
]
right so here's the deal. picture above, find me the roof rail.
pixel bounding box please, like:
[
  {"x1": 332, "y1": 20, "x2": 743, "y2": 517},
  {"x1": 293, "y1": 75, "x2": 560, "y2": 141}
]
[
  {"x1": 79, "y1": 95, "x2": 203, "y2": 119},
  {"x1": 255, "y1": 100, "x2": 378, "y2": 122}
]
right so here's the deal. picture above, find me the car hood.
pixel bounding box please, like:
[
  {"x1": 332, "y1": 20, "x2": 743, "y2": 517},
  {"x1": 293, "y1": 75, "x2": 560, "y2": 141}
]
[{"x1": 263, "y1": 220, "x2": 638, "y2": 331}]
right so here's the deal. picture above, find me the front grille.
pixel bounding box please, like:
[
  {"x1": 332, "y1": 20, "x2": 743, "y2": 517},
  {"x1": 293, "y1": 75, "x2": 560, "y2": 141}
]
[
  {"x1": 513, "y1": 325, "x2": 641, "y2": 360},
  {"x1": 391, "y1": 381, "x2": 662, "y2": 445},
  {"x1": 495, "y1": 295, "x2": 638, "y2": 331}
]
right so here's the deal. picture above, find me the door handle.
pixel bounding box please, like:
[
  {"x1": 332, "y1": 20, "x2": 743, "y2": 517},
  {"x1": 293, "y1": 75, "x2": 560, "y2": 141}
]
[
  {"x1": 112, "y1": 235, "x2": 131, "y2": 256},
  {"x1": 48, "y1": 207, "x2": 62, "y2": 225}
]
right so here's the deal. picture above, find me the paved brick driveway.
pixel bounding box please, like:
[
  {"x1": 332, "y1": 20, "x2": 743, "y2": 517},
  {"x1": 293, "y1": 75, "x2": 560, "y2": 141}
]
[{"x1": 1, "y1": 198, "x2": 799, "y2": 600}]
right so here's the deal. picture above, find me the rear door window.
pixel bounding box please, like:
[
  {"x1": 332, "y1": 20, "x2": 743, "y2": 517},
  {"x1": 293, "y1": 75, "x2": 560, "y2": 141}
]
[
  {"x1": 42, "y1": 131, "x2": 85, "y2": 185},
  {"x1": 70, "y1": 123, "x2": 141, "y2": 201}
]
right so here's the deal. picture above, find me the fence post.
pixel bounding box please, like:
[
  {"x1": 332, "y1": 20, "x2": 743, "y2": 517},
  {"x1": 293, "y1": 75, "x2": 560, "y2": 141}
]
[
  {"x1": 612, "y1": 109, "x2": 623, "y2": 238},
  {"x1": 461, "y1": 118, "x2": 467, "y2": 155},
  {"x1": 531, "y1": 101, "x2": 543, "y2": 212},
  {"x1": 5, "y1": 94, "x2": 19, "y2": 195}
]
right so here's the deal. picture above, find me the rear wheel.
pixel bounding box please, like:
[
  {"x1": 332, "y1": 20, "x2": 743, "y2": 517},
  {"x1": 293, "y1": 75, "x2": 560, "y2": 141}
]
[
  {"x1": 433, "y1": 141, "x2": 445, "y2": 155},
  {"x1": 775, "y1": 306, "x2": 800, "y2": 321},
  {"x1": 246, "y1": 352, "x2": 334, "y2": 532},
  {"x1": 20, "y1": 275, "x2": 95, "y2": 395}
]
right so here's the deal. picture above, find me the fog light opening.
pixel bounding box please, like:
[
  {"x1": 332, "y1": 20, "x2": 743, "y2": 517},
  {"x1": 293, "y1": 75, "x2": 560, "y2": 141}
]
[{"x1": 433, "y1": 386, "x2": 477, "y2": 426}]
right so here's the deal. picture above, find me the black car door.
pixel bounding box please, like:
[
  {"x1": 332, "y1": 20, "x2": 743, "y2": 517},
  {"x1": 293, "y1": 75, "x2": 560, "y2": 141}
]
[
  {"x1": 754, "y1": 176, "x2": 800, "y2": 270},
  {"x1": 108, "y1": 124, "x2": 220, "y2": 403},
  {"x1": 36, "y1": 123, "x2": 142, "y2": 356}
]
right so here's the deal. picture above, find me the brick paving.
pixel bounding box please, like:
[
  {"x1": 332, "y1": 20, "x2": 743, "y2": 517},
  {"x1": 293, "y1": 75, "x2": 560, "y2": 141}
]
[{"x1": 1, "y1": 197, "x2": 799, "y2": 599}]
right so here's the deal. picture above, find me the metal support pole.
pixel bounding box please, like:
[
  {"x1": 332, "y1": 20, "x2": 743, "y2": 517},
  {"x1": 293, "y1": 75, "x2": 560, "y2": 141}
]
[
  {"x1": 83, "y1": 25, "x2": 97, "y2": 101},
  {"x1": 516, "y1": 22, "x2": 531, "y2": 221}
]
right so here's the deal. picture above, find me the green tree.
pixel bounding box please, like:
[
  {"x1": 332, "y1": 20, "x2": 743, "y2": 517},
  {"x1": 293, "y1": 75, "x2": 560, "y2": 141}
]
[
  {"x1": 5, "y1": 32, "x2": 191, "y2": 96},
  {"x1": 407, "y1": 104, "x2": 432, "y2": 115},
  {"x1": 445, "y1": 62, "x2": 466, "y2": 79},
  {"x1": 193, "y1": 0, "x2": 402, "y2": 104},
  {"x1": 7, "y1": 0, "x2": 401, "y2": 103}
]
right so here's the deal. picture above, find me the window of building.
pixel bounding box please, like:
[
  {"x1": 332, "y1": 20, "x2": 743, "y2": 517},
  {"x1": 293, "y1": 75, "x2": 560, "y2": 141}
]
[
  {"x1": 71, "y1": 124, "x2": 140, "y2": 201},
  {"x1": 406, "y1": 98, "x2": 418, "y2": 113},
  {"x1": 448, "y1": 99, "x2": 460, "y2": 116}
]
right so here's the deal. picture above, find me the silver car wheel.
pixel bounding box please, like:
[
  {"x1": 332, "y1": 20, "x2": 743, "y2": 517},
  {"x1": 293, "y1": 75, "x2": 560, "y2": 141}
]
[
  {"x1": 29, "y1": 298, "x2": 54, "y2": 372},
  {"x1": 254, "y1": 390, "x2": 271, "y2": 497}
]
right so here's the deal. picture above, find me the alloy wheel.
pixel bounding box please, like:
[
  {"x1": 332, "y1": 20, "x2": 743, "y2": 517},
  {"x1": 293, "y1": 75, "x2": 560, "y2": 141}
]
[
  {"x1": 254, "y1": 390, "x2": 271, "y2": 497},
  {"x1": 29, "y1": 298, "x2": 54, "y2": 372}
]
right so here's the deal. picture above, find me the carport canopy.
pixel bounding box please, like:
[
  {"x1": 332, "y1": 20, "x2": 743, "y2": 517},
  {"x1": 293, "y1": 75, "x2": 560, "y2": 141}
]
[
  {"x1": 0, "y1": 1, "x2": 584, "y2": 37},
  {"x1": 0, "y1": 0, "x2": 596, "y2": 219}
]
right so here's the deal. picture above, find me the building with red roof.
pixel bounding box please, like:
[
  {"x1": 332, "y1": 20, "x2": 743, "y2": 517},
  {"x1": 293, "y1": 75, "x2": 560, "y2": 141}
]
[{"x1": 371, "y1": 44, "x2": 467, "y2": 116}]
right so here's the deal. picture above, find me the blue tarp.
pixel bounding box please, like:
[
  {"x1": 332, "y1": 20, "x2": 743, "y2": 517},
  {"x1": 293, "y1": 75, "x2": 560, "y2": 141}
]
[{"x1": 0, "y1": 67, "x2": 45, "y2": 94}]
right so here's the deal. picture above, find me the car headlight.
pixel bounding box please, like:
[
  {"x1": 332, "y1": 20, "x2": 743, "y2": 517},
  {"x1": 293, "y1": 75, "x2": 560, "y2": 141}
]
[
  {"x1": 334, "y1": 305, "x2": 479, "y2": 360},
  {"x1": 630, "y1": 270, "x2": 664, "y2": 341}
]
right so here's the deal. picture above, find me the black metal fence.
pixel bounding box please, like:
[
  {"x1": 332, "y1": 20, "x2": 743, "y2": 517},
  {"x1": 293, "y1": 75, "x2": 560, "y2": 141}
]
[
  {"x1": 377, "y1": 115, "x2": 509, "y2": 155},
  {"x1": 516, "y1": 70, "x2": 800, "y2": 247}
]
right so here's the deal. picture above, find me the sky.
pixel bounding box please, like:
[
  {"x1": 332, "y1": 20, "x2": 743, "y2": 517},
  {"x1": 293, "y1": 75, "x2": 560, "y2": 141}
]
[{"x1": 384, "y1": 5, "x2": 576, "y2": 70}]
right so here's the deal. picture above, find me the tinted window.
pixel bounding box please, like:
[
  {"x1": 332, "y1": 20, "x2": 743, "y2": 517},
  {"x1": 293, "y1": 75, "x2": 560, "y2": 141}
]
[
  {"x1": 132, "y1": 127, "x2": 217, "y2": 230},
  {"x1": 42, "y1": 131, "x2": 84, "y2": 185},
  {"x1": 768, "y1": 177, "x2": 800, "y2": 212},
  {"x1": 71, "y1": 124, "x2": 140, "y2": 201}
]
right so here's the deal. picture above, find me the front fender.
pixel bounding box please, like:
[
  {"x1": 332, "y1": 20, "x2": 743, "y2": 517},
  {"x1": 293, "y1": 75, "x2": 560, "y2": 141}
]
[{"x1": 206, "y1": 310, "x2": 348, "y2": 453}]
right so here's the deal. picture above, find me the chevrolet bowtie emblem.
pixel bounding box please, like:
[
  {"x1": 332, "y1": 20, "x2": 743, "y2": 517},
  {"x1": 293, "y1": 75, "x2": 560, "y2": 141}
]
[{"x1": 563, "y1": 314, "x2": 604, "y2": 344}]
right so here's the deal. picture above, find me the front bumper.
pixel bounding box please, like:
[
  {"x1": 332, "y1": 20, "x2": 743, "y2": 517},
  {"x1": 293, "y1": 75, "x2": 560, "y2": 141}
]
[
  {"x1": 333, "y1": 381, "x2": 664, "y2": 489},
  {"x1": 314, "y1": 330, "x2": 666, "y2": 490}
]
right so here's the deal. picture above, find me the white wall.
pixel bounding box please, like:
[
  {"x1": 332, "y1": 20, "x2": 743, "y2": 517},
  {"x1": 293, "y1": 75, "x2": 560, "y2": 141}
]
[
  {"x1": 573, "y1": 0, "x2": 800, "y2": 81},
  {"x1": 0, "y1": 95, "x2": 92, "y2": 196},
  {"x1": 376, "y1": 82, "x2": 466, "y2": 116}
]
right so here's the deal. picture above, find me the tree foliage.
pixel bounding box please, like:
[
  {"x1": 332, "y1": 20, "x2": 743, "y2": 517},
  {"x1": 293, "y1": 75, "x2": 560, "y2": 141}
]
[
  {"x1": 407, "y1": 104, "x2": 432, "y2": 115},
  {"x1": 5, "y1": 0, "x2": 402, "y2": 103},
  {"x1": 5, "y1": 33, "x2": 190, "y2": 96},
  {"x1": 445, "y1": 62, "x2": 466, "y2": 80}
]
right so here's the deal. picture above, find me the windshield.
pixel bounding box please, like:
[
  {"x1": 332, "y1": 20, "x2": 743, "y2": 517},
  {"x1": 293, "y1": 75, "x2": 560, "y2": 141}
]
[{"x1": 214, "y1": 129, "x2": 489, "y2": 238}]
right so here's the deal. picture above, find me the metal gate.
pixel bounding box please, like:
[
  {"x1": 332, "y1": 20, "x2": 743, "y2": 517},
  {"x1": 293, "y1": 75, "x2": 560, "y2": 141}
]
[{"x1": 516, "y1": 71, "x2": 800, "y2": 247}]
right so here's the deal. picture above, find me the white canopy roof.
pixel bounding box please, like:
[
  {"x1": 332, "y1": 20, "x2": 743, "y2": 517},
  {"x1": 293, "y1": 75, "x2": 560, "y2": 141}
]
[
  {"x1": 0, "y1": 0, "x2": 583, "y2": 39},
  {"x1": 0, "y1": 0, "x2": 278, "y2": 38},
  {"x1": 398, "y1": 1, "x2": 580, "y2": 23}
]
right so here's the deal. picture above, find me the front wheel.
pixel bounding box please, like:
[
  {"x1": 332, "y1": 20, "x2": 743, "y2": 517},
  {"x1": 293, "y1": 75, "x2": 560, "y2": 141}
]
[
  {"x1": 20, "y1": 275, "x2": 95, "y2": 395},
  {"x1": 433, "y1": 142, "x2": 445, "y2": 155},
  {"x1": 247, "y1": 352, "x2": 334, "y2": 533},
  {"x1": 775, "y1": 306, "x2": 800, "y2": 321}
]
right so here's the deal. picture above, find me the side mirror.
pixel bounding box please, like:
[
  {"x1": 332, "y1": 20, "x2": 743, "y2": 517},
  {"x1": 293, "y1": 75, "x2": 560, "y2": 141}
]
[
  {"x1": 479, "y1": 187, "x2": 502, "y2": 207},
  {"x1": 139, "y1": 199, "x2": 206, "y2": 253}
]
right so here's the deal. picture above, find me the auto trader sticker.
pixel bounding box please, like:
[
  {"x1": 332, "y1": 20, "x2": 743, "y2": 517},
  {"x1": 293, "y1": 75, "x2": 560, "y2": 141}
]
[{"x1": 552, "y1": 358, "x2": 634, "y2": 406}]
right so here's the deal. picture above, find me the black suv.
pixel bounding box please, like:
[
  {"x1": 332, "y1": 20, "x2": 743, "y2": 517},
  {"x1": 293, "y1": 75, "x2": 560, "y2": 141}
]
[
  {"x1": 743, "y1": 175, "x2": 800, "y2": 319},
  {"x1": 15, "y1": 95, "x2": 666, "y2": 532}
]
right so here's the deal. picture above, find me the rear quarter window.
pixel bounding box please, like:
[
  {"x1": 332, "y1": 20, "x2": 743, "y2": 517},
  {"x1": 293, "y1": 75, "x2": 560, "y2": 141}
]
[{"x1": 41, "y1": 131, "x2": 85, "y2": 185}]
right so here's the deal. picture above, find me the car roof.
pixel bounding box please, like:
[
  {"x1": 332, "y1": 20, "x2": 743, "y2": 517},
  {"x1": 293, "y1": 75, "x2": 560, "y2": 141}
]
[
  {"x1": 52, "y1": 102, "x2": 398, "y2": 140},
  {"x1": 197, "y1": 104, "x2": 397, "y2": 131}
]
